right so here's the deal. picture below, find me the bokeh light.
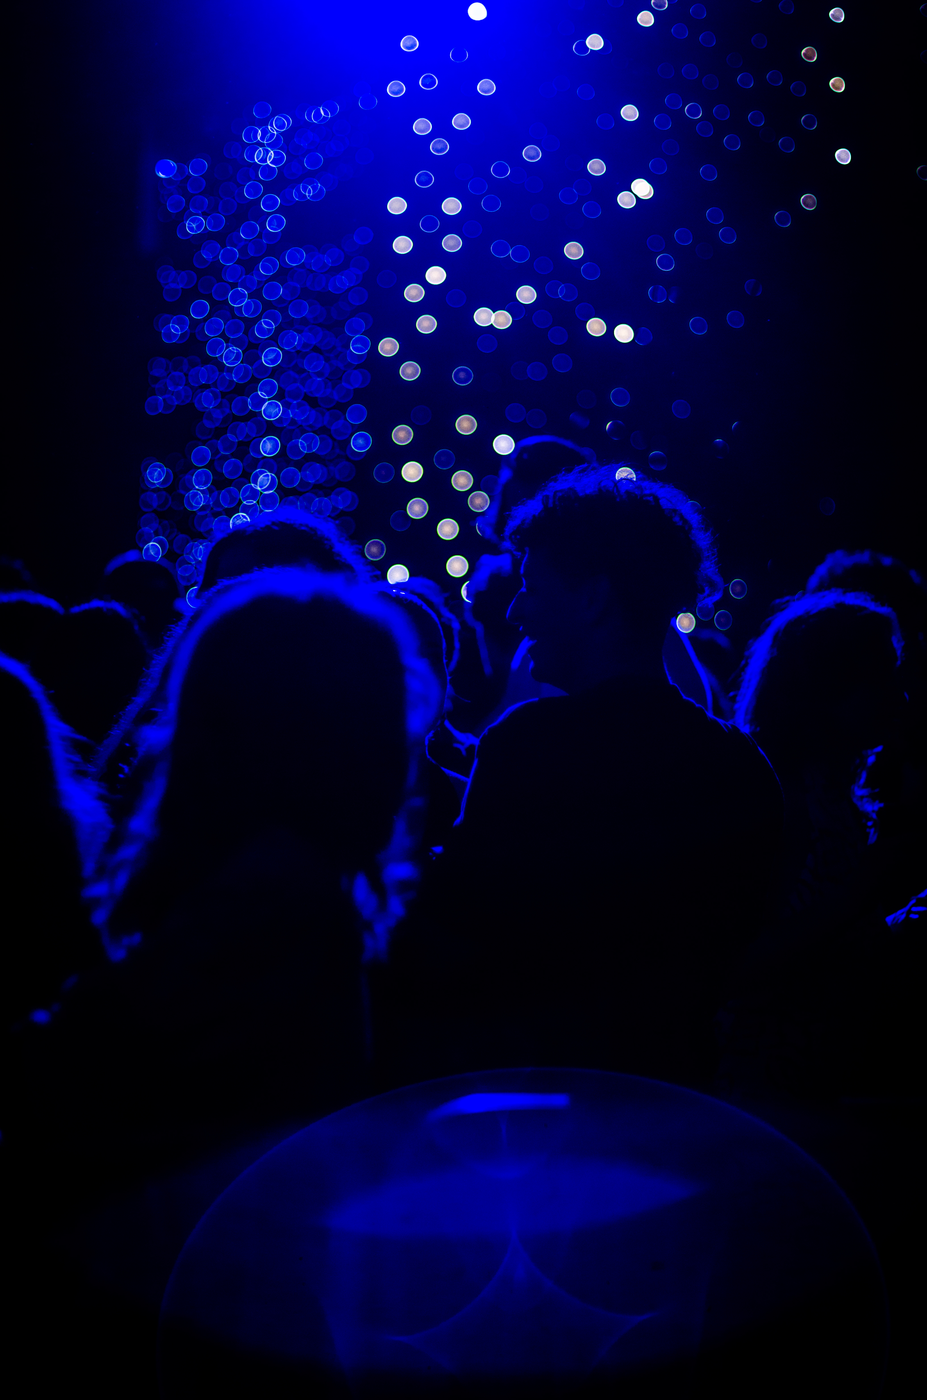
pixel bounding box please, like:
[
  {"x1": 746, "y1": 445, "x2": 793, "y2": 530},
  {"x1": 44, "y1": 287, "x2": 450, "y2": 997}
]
[
  {"x1": 468, "y1": 490, "x2": 490, "y2": 512},
  {"x1": 387, "y1": 197, "x2": 407, "y2": 214},
  {"x1": 401, "y1": 461, "x2": 424, "y2": 482},
  {"x1": 364, "y1": 539, "x2": 386, "y2": 561},
  {"x1": 446, "y1": 555, "x2": 469, "y2": 577},
  {"x1": 452, "y1": 469, "x2": 475, "y2": 491},
  {"x1": 492, "y1": 433, "x2": 515, "y2": 455},
  {"x1": 386, "y1": 564, "x2": 410, "y2": 584},
  {"x1": 378, "y1": 338, "x2": 400, "y2": 357},
  {"x1": 393, "y1": 235, "x2": 413, "y2": 254},
  {"x1": 675, "y1": 612, "x2": 696, "y2": 633},
  {"x1": 455, "y1": 416, "x2": 477, "y2": 436},
  {"x1": 425, "y1": 265, "x2": 447, "y2": 284},
  {"x1": 392, "y1": 424, "x2": 414, "y2": 445},
  {"x1": 407, "y1": 497, "x2": 429, "y2": 519},
  {"x1": 614, "y1": 324, "x2": 634, "y2": 343},
  {"x1": 437, "y1": 518, "x2": 459, "y2": 539},
  {"x1": 399, "y1": 361, "x2": 421, "y2": 380}
]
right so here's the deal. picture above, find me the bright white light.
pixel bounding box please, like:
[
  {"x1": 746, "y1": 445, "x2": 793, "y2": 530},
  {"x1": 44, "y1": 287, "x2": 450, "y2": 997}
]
[
  {"x1": 615, "y1": 466, "x2": 637, "y2": 480},
  {"x1": 400, "y1": 35, "x2": 419, "y2": 51},
  {"x1": 637, "y1": 11, "x2": 654, "y2": 26},
  {"x1": 386, "y1": 564, "x2": 409, "y2": 584},
  {"x1": 477, "y1": 79, "x2": 496, "y2": 95},
  {"x1": 829, "y1": 7, "x2": 845, "y2": 20},
  {"x1": 442, "y1": 197, "x2": 463, "y2": 215},
  {"x1": 563, "y1": 242, "x2": 584, "y2": 260},
  {"x1": 387, "y1": 196, "x2": 407, "y2": 214},
  {"x1": 630, "y1": 178, "x2": 654, "y2": 199},
  {"x1": 442, "y1": 234, "x2": 463, "y2": 251},
  {"x1": 522, "y1": 144, "x2": 542, "y2": 162},
  {"x1": 437, "y1": 518, "x2": 459, "y2": 539},
  {"x1": 452, "y1": 469, "x2": 475, "y2": 490},
  {"x1": 468, "y1": 490, "x2": 490, "y2": 512},
  {"x1": 676, "y1": 612, "x2": 696, "y2": 633},
  {"x1": 404, "y1": 283, "x2": 425, "y2": 302},
  {"x1": 387, "y1": 81, "x2": 406, "y2": 97},
  {"x1": 617, "y1": 191, "x2": 637, "y2": 208},
  {"x1": 492, "y1": 433, "x2": 515, "y2": 455},
  {"x1": 468, "y1": 3, "x2": 488, "y2": 19},
  {"x1": 620, "y1": 104, "x2": 639, "y2": 121},
  {"x1": 399, "y1": 361, "x2": 421, "y2": 380},
  {"x1": 473, "y1": 306, "x2": 494, "y2": 326},
  {"x1": 447, "y1": 555, "x2": 469, "y2": 578},
  {"x1": 392, "y1": 424, "x2": 414, "y2": 444},
  {"x1": 401, "y1": 461, "x2": 424, "y2": 482},
  {"x1": 587, "y1": 158, "x2": 606, "y2": 176},
  {"x1": 416, "y1": 314, "x2": 437, "y2": 333},
  {"x1": 413, "y1": 118, "x2": 432, "y2": 135},
  {"x1": 492, "y1": 310, "x2": 512, "y2": 329},
  {"x1": 614, "y1": 324, "x2": 635, "y2": 343},
  {"x1": 835, "y1": 148, "x2": 851, "y2": 164},
  {"x1": 452, "y1": 114, "x2": 471, "y2": 130},
  {"x1": 515, "y1": 284, "x2": 537, "y2": 303},
  {"x1": 586, "y1": 33, "x2": 604, "y2": 50},
  {"x1": 378, "y1": 337, "x2": 399, "y2": 357},
  {"x1": 425, "y1": 265, "x2": 447, "y2": 284},
  {"x1": 407, "y1": 497, "x2": 429, "y2": 519},
  {"x1": 586, "y1": 317, "x2": 607, "y2": 337},
  {"x1": 393, "y1": 235, "x2": 413, "y2": 254},
  {"x1": 454, "y1": 420, "x2": 477, "y2": 440}
]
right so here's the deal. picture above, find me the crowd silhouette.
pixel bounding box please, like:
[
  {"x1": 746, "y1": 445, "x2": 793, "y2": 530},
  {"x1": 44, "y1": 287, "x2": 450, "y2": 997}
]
[{"x1": 2, "y1": 457, "x2": 923, "y2": 1395}]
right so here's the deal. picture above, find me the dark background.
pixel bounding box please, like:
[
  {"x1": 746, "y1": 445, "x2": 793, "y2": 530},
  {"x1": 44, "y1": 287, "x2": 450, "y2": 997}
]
[{"x1": 7, "y1": 1, "x2": 924, "y2": 629}]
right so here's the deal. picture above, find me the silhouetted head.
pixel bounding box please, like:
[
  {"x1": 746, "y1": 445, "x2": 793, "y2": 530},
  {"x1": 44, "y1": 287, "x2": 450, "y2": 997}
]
[
  {"x1": 103, "y1": 569, "x2": 440, "y2": 932},
  {"x1": 0, "y1": 592, "x2": 65, "y2": 691},
  {"x1": 806, "y1": 551, "x2": 926, "y2": 689},
  {"x1": 504, "y1": 466, "x2": 720, "y2": 692},
  {"x1": 484, "y1": 435, "x2": 594, "y2": 543},
  {"x1": 55, "y1": 602, "x2": 149, "y2": 745},
  {"x1": 735, "y1": 590, "x2": 905, "y2": 781},
  {"x1": 102, "y1": 554, "x2": 181, "y2": 645},
  {"x1": 199, "y1": 507, "x2": 371, "y2": 594}
]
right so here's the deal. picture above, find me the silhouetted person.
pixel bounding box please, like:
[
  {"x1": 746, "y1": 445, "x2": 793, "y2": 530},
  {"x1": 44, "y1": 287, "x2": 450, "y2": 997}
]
[
  {"x1": 101, "y1": 553, "x2": 181, "y2": 649},
  {"x1": 0, "y1": 654, "x2": 110, "y2": 1027},
  {"x1": 8, "y1": 571, "x2": 438, "y2": 1395},
  {"x1": 378, "y1": 468, "x2": 782, "y2": 1090},
  {"x1": 718, "y1": 589, "x2": 915, "y2": 1102},
  {"x1": 12, "y1": 569, "x2": 438, "y2": 1184},
  {"x1": 52, "y1": 601, "x2": 149, "y2": 747}
]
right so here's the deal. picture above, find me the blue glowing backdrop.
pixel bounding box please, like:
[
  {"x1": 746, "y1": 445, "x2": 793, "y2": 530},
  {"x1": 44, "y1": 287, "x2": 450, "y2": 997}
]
[{"x1": 7, "y1": 1, "x2": 924, "y2": 610}]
